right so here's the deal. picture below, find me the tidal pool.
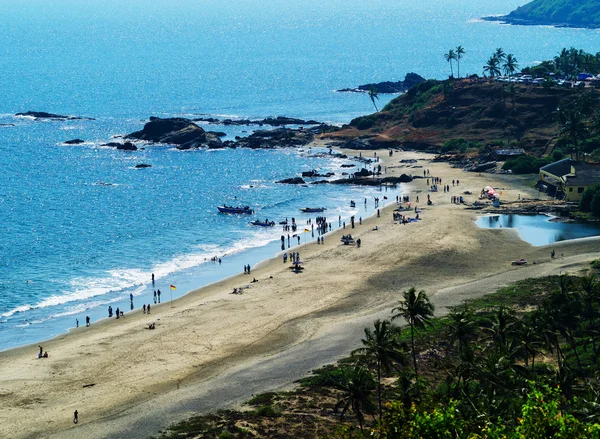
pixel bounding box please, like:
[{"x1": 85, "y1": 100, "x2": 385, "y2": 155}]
[{"x1": 476, "y1": 214, "x2": 600, "y2": 247}]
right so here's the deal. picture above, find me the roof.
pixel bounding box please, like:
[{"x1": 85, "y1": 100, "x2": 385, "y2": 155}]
[
  {"x1": 540, "y1": 158, "x2": 575, "y2": 178},
  {"x1": 565, "y1": 163, "x2": 600, "y2": 187}
]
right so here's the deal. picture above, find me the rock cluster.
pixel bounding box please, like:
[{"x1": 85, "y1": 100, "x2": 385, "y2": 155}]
[{"x1": 126, "y1": 117, "x2": 223, "y2": 150}]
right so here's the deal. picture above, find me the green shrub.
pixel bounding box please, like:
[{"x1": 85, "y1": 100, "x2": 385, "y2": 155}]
[
  {"x1": 247, "y1": 392, "x2": 276, "y2": 406},
  {"x1": 254, "y1": 405, "x2": 279, "y2": 417},
  {"x1": 591, "y1": 259, "x2": 600, "y2": 270},
  {"x1": 502, "y1": 155, "x2": 549, "y2": 174},
  {"x1": 579, "y1": 184, "x2": 600, "y2": 215},
  {"x1": 440, "y1": 138, "x2": 480, "y2": 153}
]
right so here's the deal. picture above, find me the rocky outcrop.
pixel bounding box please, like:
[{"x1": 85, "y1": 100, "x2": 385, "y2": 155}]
[
  {"x1": 126, "y1": 117, "x2": 223, "y2": 149},
  {"x1": 135, "y1": 163, "x2": 152, "y2": 168},
  {"x1": 277, "y1": 177, "x2": 306, "y2": 184},
  {"x1": 193, "y1": 116, "x2": 321, "y2": 127},
  {"x1": 337, "y1": 73, "x2": 427, "y2": 94},
  {"x1": 224, "y1": 128, "x2": 313, "y2": 149},
  {"x1": 117, "y1": 142, "x2": 138, "y2": 151},
  {"x1": 301, "y1": 170, "x2": 335, "y2": 178},
  {"x1": 15, "y1": 111, "x2": 94, "y2": 120},
  {"x1": 64, "y1": 139, "x2": 85, "y2": 145},
  {"x1": 314, "y1": 174, "x2": 413, "y2": 186}
]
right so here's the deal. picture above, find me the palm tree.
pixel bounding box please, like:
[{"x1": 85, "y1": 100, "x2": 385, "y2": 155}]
[
  {"x1": 503, "y1": 54, "x2": 519, "y2": 77},
  {"x1": 483, "y1": 306, "x2": 518, "y2": 356},
  {"x1": 368, "y1": 87, "x2": 380, "y2": 112},
  {"x1": 334, "y1": 366, "x2": 377, "y2": 431},
  {"x1": 514, "y1": 316, "x2": 544, "y2": 372},
  {"x1": 353, "y1": 319, "x2": 408, "y2": 420},
  {"x1": 455, "y1": 46, "x2": 465, "y2": 79},
  {"x1": 558, "y1": 104, "x2": 588, "y2": 161},
  {"x1": 444, "y1": 49, "x2": 457, "y2": 78},
  {"x1": 391, "y1": 287, "x2": 434, "y2": 380},
  {"x1": 446, "y1": 305, "x2": 478, "y2": 357},
  {"x1": 483, "y1": 56, "x2": 501, "y2": 79},
  {"x1": 494, "y1": 47, "x2": 506, "y2": 62}
]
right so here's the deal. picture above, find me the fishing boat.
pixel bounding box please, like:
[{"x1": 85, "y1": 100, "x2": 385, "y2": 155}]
[
  {"x1": 300, "y1": 207, "x2": 327, "y2": 213},
  {"x1": 250, "y1": 219, "x2": 275, "y2": 227},
  {"x1": 218, "y1": 205, "x2": 254, "y2": 214}
]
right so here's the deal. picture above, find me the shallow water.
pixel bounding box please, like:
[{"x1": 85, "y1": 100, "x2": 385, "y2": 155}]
[{"x1": 476, "y1": 214, "x2": 600, "y2": 246}]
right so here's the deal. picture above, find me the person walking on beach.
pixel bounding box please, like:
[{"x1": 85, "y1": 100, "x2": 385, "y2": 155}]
[
  {"x1": 143, "y1": 304, "x2": 146, "y2": 314},
  {"x1": 85, "y1": 316, "x2": 90, "y2": 327},
  {"x1": 153, "y1": 290, "x2": 157, "y2": 304},
  {"x1": 147, "y1": 304, "x2": 151, "y2": 314},
  {"x1": 116, "y1": 307, "x2": 120, "y2": 319},
  {"x1": 130, "y1": 293, "x2": 134, "y2": 302},
  {"x1": 157, "y1": 289, "x2": 161, "y2": 303},
  {"x1": 76, "y1": 319, "x2": 79, "y2": 328},
  {"x1": 73, "y1": 410, "x2": 78, "y2": 424},
  {"x1": 39, "y1": 346, "x2": 43, "y2": 358}
]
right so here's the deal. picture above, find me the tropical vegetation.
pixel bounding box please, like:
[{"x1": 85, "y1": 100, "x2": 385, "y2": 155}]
[
  {"x1": 156, "y1": 274, "x2": 600, "y2": 438},
  {"x1": 506, "y1": 0, "x2": 600, "y2": 28}
]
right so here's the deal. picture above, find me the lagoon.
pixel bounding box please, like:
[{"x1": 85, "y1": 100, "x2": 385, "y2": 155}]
[{"x1": 476, "y1": 214, "x2": 600, "y2": 246}]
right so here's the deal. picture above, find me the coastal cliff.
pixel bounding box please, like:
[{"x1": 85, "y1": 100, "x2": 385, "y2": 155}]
[
  {"x1": 484, "y1": 0, "x2": 600, "y2": 28},
  {"x1": 325, "y1": 79, "x2": 597, "y2": 154}
]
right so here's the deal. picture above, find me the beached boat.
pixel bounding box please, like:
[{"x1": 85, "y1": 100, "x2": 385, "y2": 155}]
[
  {"x1": 218, "y1": 205, "x2": 254, "y2": 214},
  {"x1": 300, "y1": 207, "x2": 327, "y2": 213},
  {"x1": 250, "y1": 220, "x2": 275, "y2": 227}
]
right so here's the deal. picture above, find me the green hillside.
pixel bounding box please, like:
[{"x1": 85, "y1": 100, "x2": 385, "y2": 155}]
[{"x1": 507, "y1": 0, "x2": 600, "y2": 27}]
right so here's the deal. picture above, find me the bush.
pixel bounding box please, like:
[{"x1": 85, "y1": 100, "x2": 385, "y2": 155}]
[
  {"x1": 591, "y1": 259, "x2": 600, "y2": 270},
  {"x1": 502, "y1": 155, "x2": 549, "y2": 174},
  {"x1": 248, "y1": 392, "x2": 276, "y2": 406},
  {"x1": 579, "y1": 184, "x2": 600, "y2": 215},
  {"x1": 440, "y1": 138, "x2": 480, "y2": 153},
  {"x1": 254, "y1": 405, "x2": 280, "y2": 417}
]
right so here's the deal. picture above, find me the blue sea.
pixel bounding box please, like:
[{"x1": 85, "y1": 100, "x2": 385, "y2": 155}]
[{"x1": 1, "y1": 0, "x2": 600, "y2": 350}]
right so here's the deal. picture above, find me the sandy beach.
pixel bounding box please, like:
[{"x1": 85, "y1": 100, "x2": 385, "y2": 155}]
[{"x1": 2, "y1": 149, "x2": 600, "y2": 439}]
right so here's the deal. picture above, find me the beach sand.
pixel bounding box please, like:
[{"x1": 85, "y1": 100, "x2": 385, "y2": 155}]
[{"x1": 1, "y1": 150, "x2": 599, "y2": 439}]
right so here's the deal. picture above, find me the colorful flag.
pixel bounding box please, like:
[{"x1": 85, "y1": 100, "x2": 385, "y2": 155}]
[{"x1": 170, "y1": 285, "x2": 176, "y2": 290}]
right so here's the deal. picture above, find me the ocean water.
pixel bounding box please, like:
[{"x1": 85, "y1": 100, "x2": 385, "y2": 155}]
[{"x1": 1, "y1": 0, "x2": 600, "y2": 350}]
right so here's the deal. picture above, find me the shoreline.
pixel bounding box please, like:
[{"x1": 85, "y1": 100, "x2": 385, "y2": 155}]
[
  {"x1": 3, "y1": 148, "x2": 600, "y2": 439},
  {"x1": 0, "y1": 146, "x2": 389, "y2": 353}
]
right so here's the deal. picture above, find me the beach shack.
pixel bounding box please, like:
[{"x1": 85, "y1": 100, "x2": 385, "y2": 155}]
[{"x1": 538, "y1": 158, "x2": 600, "y2": 201}]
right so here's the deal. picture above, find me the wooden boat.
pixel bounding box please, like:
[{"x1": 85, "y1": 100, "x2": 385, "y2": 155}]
[
  {"x1": 300, "y1": 207, "x2": 327, "y2": 213},
  {"x1": 250, "y1": 220, "x2": 275, "y2": 227},
  {"x1": 218, "y1": 205, "x2": 253, "y2": 214}
]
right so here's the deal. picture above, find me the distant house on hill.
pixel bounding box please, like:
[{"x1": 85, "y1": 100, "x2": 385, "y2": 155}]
[{"x1": 538, "y1": 158, "x2": 600, "y2": 201}]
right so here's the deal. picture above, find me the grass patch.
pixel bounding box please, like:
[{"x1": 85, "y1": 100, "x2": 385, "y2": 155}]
[{"x1": 253, "y1": 405, "x2": 280, "y2": 417}]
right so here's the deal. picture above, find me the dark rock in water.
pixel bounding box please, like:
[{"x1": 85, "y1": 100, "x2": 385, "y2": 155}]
[
  {"x1": 64, "y1": 139, "x2": 85, "y2": 145},
  {"x1": 15, "y1": 111, "x2": 94, "y2": 121},
  {"x1": 126, "y1": 116, "x2": 223, "y2": 150},
  {"x1": 102, "y1": 142, "x2": 122, "y2": 147},
  {"x1": 0, "y1": 123, "x2": 15, "y2": 127},
  {"x1": 302, "y1": 170, "x2": 335, "y2": 178},
  {"x1": 340, "y1": 164, "x2": 355, "y2": 168},
  {"x1": 117, "y1": 142, "x2": 138, "y2": 151},
  {"x1": 324, "y1": 174, "x2": 413, "y2": 186},
  {"x1": 233, "y1": 128, "x2": 313, "y2": 149},
  {"x1": 210, "y1": 131, "x2": 227, "y2": 137},
  {"x1": 193, "y1": 115, "x2": 322, "y2": 127},
  {"x1": 135, "y1": 163, "x2": 151, "y2": 168},
  {"x1": 277, "y1": 177, "x2": 306, "y2": 184},
  {"x1": 353, "y1": 168, "x2": 372, "y2": 177},
  {"x1": 337, "y1": 73, "x2": 427, "y2": 94}
]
